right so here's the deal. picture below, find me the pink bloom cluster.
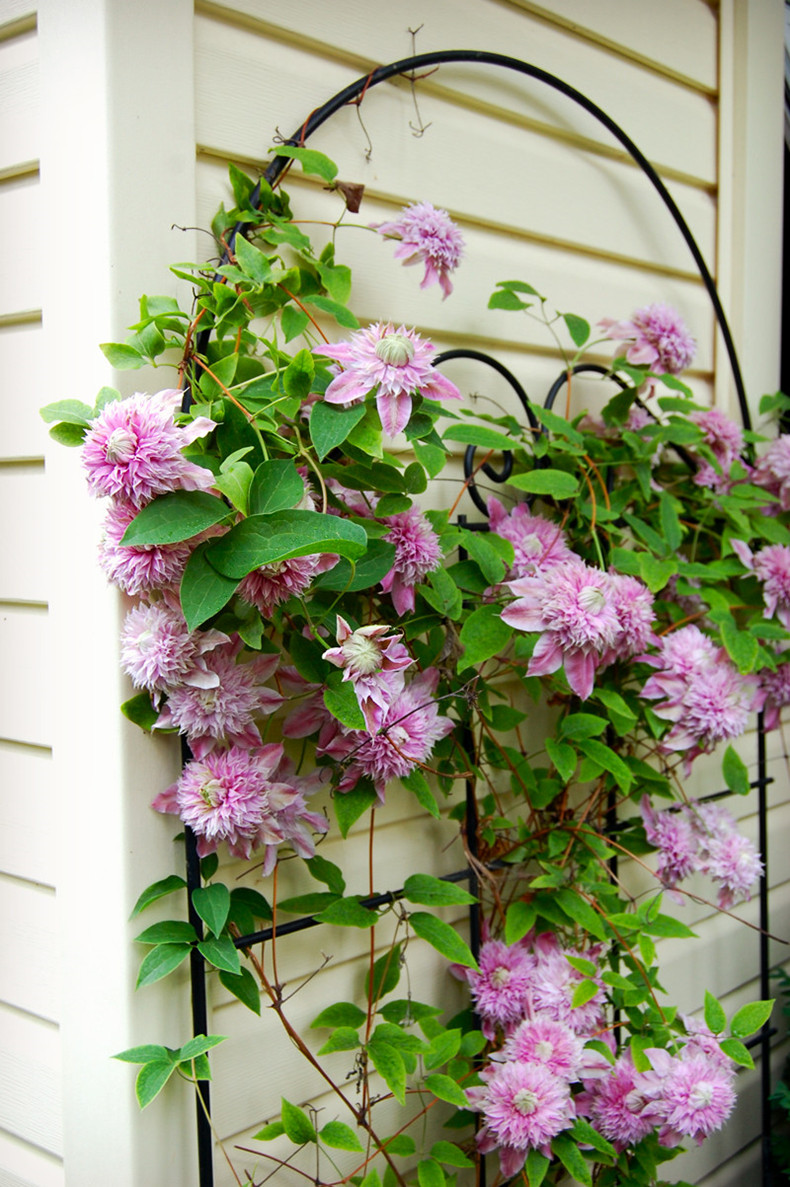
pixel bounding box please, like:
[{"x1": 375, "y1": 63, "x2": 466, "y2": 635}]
[
  {"x1": 487, "y1": 496, "x2": 573, "y2": 579},
  {"x1": 381, "y1": 507, "x2": 443, "y2": 614},
  {"x1": 599, "y1": 304, "x2": 696, "y2": 376},
  {"x1": 752, "y1": 435, "x2": 790, "y2": 511},
  {"x1": 758, "y1": 659, "x2": 790, "y2": 731},
  {"x1": 374, "y1": 201, "x2": 464, "y2": 299},
  {"x1": 322, "y1": 615, "x2": 413, "y2": 733},
  {"x1": 315, "y1": 322, "x2": 461, "y2": 438},
  {"x1": 690, "y1": 407, "x2": 745, "y2": 494},
  {"x1": 641, "y1": 796, "x2": 763, "y2": 909},
  {"x1": 732, "y1": 540, "x2": 790, "y2": 629},
  {"x1": 153, "y1": 742, "x2": 328, "y2": 869},
  {"x1": 502, "y1": 559, "x2": 655, "y2": 700},
  {"x1": 640, "y1": 625, "x2": 757, "y2": 765}
]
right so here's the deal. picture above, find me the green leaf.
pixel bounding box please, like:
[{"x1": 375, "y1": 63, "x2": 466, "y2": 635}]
[
  {"x1": 136, "y1": 943, "x2": 191, "y2": 988},
  {"x1": 571, "y1": 978, "x2": 601, "y2": 1008},
  {"x1": 551, "y1": 1132, "x2": 592, "y2": 1187},
  {"x1": 420, "y1": 567, "x2": 463, "y2": 620},
  {"x1": 39, "y1": 398, "x2": 93, "y2": 426},
  {"x1": 458, "y1": 603, "x2": 511, "y2": 670},
  {"x1": 100, "y1": 341, "x2": 145, "y2": 369},
  {"x1": 400, "y1": 769, "x2": 440, "y2": 819},
  {"x1": 306, "y1": 294, "x2": 359, "y2": 329},
  {"x1": 305, "y1": 854, "x2": 345, "y2": 895},
  {"x1": 248, "y1": 459, "x2": 304, "y2": 516},
  {"x1": 505, "y1": 900, "x2": 537, "y2": 945},
  {"x1": 637, "y1": 554, "x2": 678, "y2": 592},
  {"x1": 562, "y1": 312, "x2": 590, "y2": 346},
  {"x1": 121, "y1": 491, "x2": 230, "y2": 546},
  {"x1": 197, "y1": 936, "x2": 241, "y2": 975},
  {"x1": 318, "y1": 1120, "x2": 364, "y2": 1152},
  {"x1": 642, "y1": 914, "x2": 696, "y2": 939},
  {"x1": 577, "y1": 740, "x2": 633, "y2": 792},
  {"x1": 311, "y1": 1001, "x2": 368, "y2": 1029},
  {"x1": 525, "y1": 1149, "x2": 550, "y2": 1187},
  {"x1": 281, "y1": 1097, "x2": 317, "y2": 1144},
  {"x1": 219, "y1": 967, "x2": 261, "y2": 1014},
  {"x1": 569, "y1": 1118, "x2": 616, "y2": 1161},
  {"x1": 720, "y1": 620, "x2": 759, "y2": 674},
  {"x1": 113, "y1": 1044, "x2": 172, "y2": 1064},
  {"x1": 206, "y1": 509, "x2": 366, "y2": 579},
  {"x1": 722, "y1": 745, "x2": 750, "y2": 795},
  {"x1": 720, "y1": 1037, "x2": 755, "y2": 1068},
  {"x1": 545, "y1": 738, "x2": 576, "y2": 784},
  {"x1": 417, "y1": 1159, "x2": 446, "y2": 1187},
  {"x1": 48, "y1": 421, "x2": 87, "y2": 446},
  {"x1": 135, "y1": 1060, "x2": 178, "y2": 1108},
  {"x1": 121, "y1": 692, "x2": 159, "y2": 732},
  {"x1": 401, "y1": 873, "x2": 476, "y2": 909},
  {"x1": 282, "y1": 349, "x2": 315, "y2": 403},
  {"x1": 315, "y1": 896, "x2": 378, "y2": 928},
  {"x1": 231, "y1": 886, "x2": 272, "y2": 923},
  {"x1": 367, "y1": 1039, "x2": 406, "y2": 1104},
  {"x1": 659, "y1": 492, "x2": 682, "y2": 551},
  {"x1": 442, "y1": 424, "x2": 515, "y2": 451},
  {"x1": 253, "y1": 1121, "x2": 285, "y2": 1141},
  {"x1": 130, "y1": 875, "x2": 187, "y2": 918},
  {"x1": 365, "y1": 942, "x2": 403, "y2": 1001},
  {"x1": 508, "y1": 469, "x2": 579, "y2": 499},
  {"x1": 361, "y1": 1169, "x2": 382, "y2": 1187},
  {"x1": 334, "y1": 783, "x2": 378, "y2": 838},
  {"x1": 316, "y1": 1026, "x2": 362, "y2": 1054},
  {"x1": 704, "y1": 990, "x2": 727, "y2": 1035},
  {"x1": 315, "y1": 539, "x2": 396, "y2": 592},
  {"x1": 423, "y1": 1073, "x2": 468, "y2": 1109},
  {"x1": 180, "y1": 540, "x2": 239, "y2": 631},
  {"x1": 281, "y1": 305, "x2": 309, "y2": 342},
  {"x1": 430, "y1": 1140, "x2": 474, "y2": 1169},
  {"x1": 233, "y1": 233, "x2": 273, "y2": 284},
  {"x1": 323, "y1": 680, "x2": 365, "y2": 731},
  {"x1": 177, "y1": 1034, "x2": 226, "y2": 1061},
  {"x1": 730, "y1": 999, "x2": 774, "y2": 1038},
  {"x1": 424, "y1": 1030, "x2": 462, "y2": 1070},
  {"x1": 192, "y1": 883, "x2": 231, "y2": 938},
  {"x1": 310, "y1": 401, "x2": 368, "y2": 460},
  {"x1": 488, "y1": 288, "x2": 530, "y2": 311},
  {"x1": 409, "y1": 912, "x2": 478, "y2": 970},
  {"x1": 273, "y1": 145, "x2": 338, "y2": 182},
  {"x1": 413, "y1": 440, "x2": 446, "y2": 478},
  {"x1": 134, "y1": 921, "x2": 197, "y2": 945},
  {"x1": 560, "y1": 713, "x2": 607, "y2": 740},
  {"x1": 555, "y1": 889, "x2": 608, "y2": 941},
  {"x1": 595, "y1": 688, "x2": 638, "y2": 731}
]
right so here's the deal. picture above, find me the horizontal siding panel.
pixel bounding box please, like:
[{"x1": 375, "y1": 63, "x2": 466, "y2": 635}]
[
  {"x1": 0, "y1": 1130, "x2": 63, "y2": 1187},
  {"x1": 0, "y1": 877, "x2": 58, "y2": 1020},
  {"x1": 0, "y1": 176, "x2": 41, "y2": 318},
  {"x1": 0, "y1": 1005, "x2": 61, "y2": 1157},
  {"x1": 514, "y1": 0, "x2": 718, "y2": 89},
  {"x1": 0, "y1": 741, "x2": 56, "y2": 885},
  {"x1": 0, "y1": 323, "x2": 46, "y2": 460},
  {"x1": 0, "y1": 465, "x2": 51, "y2": 601},
  {"x1": 196, "y1": 2, "x2": 717, "y2": 182},
  {"x1": 0, "y1": 27, "x2": 38, "y2": 173},
  {"x1": 0, "y1": 607, "x2": 51, "y2": 746}
]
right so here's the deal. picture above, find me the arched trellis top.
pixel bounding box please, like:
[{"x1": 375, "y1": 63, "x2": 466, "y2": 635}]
[{"x1": 240, "y1": 48, "x2": 750, "y2": 431}]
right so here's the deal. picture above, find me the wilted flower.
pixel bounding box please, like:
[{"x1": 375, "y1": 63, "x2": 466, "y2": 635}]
[
  {"x1": 374, "y1": 201, "x2": 464, "y2": 298},
  {"x1": 81, "y1": 389, "x2": 215, "y2": 507},
  {"x1": 322, "y1": 616, "x2": 413, "y2": 733},
  {"x1": 380, "y1": 507, "x2": 443, "y2": 615},
  {"x1": 599, "y1": 303, "x2": 696, "y2": 375},
  {"x1": 315, "y1": 322, "x2": 461, "y2": 437}
]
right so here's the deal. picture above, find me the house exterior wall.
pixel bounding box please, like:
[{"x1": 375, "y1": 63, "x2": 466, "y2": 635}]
[{"x1": 0, "y1": 1, "x2": 784, "y2": 1184}]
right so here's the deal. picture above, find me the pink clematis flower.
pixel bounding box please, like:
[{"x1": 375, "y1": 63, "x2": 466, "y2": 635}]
[
  {"x1": 460, "y1": 938, "x2": 535, "y2": 1040},
  {"x1": 467, "y1": 1060, "x2": 576, "y2": 1173},
  {"x1": 120, "y1": 592, "x2": 229, "y2": 698},
  {"x1": 99, "y1": 500, "x2": 195, "y2": 596},
  {"x1": 380, "y1": 506, "x2": 443, "y2": 615},
  {"x1": 322, "y1": 616, "x2": 413, "y2": 733},
  {"x1": 487, "y1": 496, "x2": 573, "y2": 579},
  {"x1": 315, "y1": 322, "x2": 461, "y2": 438},
  {"x1": 690, "y1": 407, "x2": 745, "y2": 493},
  {"x1": 374, "y1": 201, "x2": 464, "y2": 298},
  {"x1": 641, "y1": 1048, "x2": 736, "y2": 1147},
  {"x1": 753, "y1": 435, "x2": 790, "y2": 510},
  {"x1": 81, "y1": 389, "x2": 216, "y2": 507},
  {"x1": 578, "y1": 1053, "x2": 655, "y2": 1152},
  {"x1": 599, "y1": 304, "x2": 696, "y2": 376}
]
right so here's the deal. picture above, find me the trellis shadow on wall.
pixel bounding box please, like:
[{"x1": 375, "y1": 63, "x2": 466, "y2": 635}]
[{"x1": 180, "y1": 49, "x2": 774, "y2": 1187}]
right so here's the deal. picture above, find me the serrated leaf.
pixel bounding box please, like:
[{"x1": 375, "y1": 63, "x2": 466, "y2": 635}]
[
  {"x1": 409, "y1": 913, "x2": 477, "y2": 970},
  {"x1": 197, "y1": 936, "x2": 241, "y2": 975},
  {"x1": 136, "y1": 943, "x2": 191, "y2": 988},
  {"x1": 134, "y1": 920, "x2": 197, "y2": 945},
  {"x1": 505, "y1": 900, "x2": 537, "y2": 945},
  {"x1": 367, "y1": 1039, "x2": 406, "y2": 1104},
  {"x1": 121, "y1": 491, "x2": 230, "y2": 546},
  {"x1": 704, "y1": 990, "x2": 727, "y2": 1035},
  {"x1": 192, "y1": 883, "x2": 231, "y2": 938},
  {"x1": 403, "y1": 874, "x2": 476, "y2": 907},
  {"x1": 135, "y1": 1060, "x2": 177, "y2": 1108},
  {"x1": 458, "y1": 603, "x2": 511, "y2": 670},
  {"x1": 130, "y1": 875, "x2": 187, "y2": 918},
  {"x1": 730, "y1": 999, "x2": 774, "y2": 1038},
  {"x1": 317, "y1": 1026, "x2": 362, "y2": 1055},
  {"x1": 281, "y1": 1097, "x2": 317, "y2": 1144},
  {"x1": 508, "y1": 469, "x2": 579, "y2": 499},
  {"x1": 545, "y1": 738, "x2": 576, "y2": 784},
  {"x1": 423, "y1": 1073, "x2": 468, "y2": 1109},
  {"x1": 219, "y1": 967, "x2": 261, "y2": 1014},
  {"x1": 318, "y1": 1120, "x2": 364, "y2": 1152}
]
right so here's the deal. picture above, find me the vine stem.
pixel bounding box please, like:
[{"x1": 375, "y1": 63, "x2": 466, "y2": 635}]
[{"x1": 186, "y1": 1066, "x2": 245, "y2": 1187}]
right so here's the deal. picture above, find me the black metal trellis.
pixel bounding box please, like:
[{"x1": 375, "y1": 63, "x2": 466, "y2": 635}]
[{"x1": 179, "y1": 50, "x2": 774, "y2": 1187}]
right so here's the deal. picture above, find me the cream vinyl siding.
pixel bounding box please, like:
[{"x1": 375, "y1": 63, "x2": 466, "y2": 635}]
[{"x1": 0, "y1": 1, "x2": 782, "y2": 1185}]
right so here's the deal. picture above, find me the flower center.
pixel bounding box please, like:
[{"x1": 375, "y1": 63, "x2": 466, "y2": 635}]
[
  {"x1": 343, "y1": 632, "x2": 383, "y2": 676},
  {"x1": 512, "y1": 1088, "x2": 539, "y2": 1115},
  {"x1": 534, "y1": 1039, "x2": 554, "y2": 1059},
  {"x1": 490, "y1": 966, "x2": 511, "y2": 988},
  {"x1": 689, "y1": 1082, "x2": 714, "y2": 1109},
  {"x1": 375, "y1": 334, "x2": 416, "y2": 367},
  {"x1": 578, "y1": 585, "x2": 606, "y2": 614},
  {"x1": 105, "y1": 427, "x2": 137, "y2": 463},
  {"x1": 199, "y1": 778, "x2": 224, "y2": 807}
]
